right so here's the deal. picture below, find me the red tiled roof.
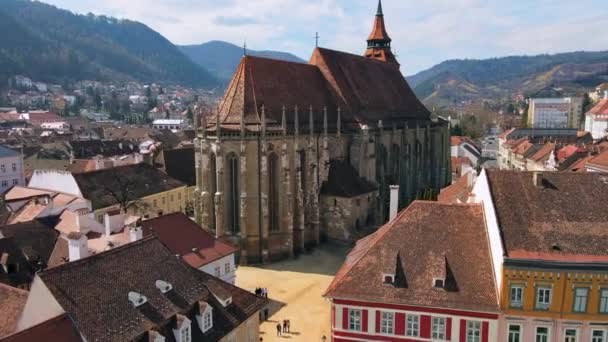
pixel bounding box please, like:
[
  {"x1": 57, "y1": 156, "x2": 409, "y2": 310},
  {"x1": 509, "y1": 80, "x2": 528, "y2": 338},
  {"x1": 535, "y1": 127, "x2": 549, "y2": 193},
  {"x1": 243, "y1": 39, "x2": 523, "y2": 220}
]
[
  {"x1": 141, "y1": 213, "x2": 238, "y2": 268},
  {"x1": 450, "y1": 156, "x2": 470, "y2": 175},
  {"x1": 587, "y1": 149, "x2": 608, "y2": 170},
  {"x1": 325, "y1": 201, "x2": 498, "y2": 313},
  {"x1": 27, "y1": 112, "x2": 63, "y2": 122},
  {"x1": 587, "y1": 98, "x2": 608, "y2": 117},
  {"x1": 528, "y1": 142, "x2": 554, "y2": 162},
  {"x1": 0, "y1": 284, "x2": 28, "y2": 338},
  {"x1": 556, "y1": 145, "x2": 579, "y2": 162},
  {"x1": 216, "y1": 48, "x2": 429, "y2": 130},
  {"x1": 0, "y1": 314, "x2": 81, "y2": 342},
  {"x1": 438, "y1": 173, "x2": 471, "y2": 204}
]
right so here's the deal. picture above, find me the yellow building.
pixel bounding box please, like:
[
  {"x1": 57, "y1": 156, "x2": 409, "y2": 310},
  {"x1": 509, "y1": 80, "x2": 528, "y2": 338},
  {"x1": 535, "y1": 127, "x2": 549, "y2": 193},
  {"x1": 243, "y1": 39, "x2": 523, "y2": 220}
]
[
  {"x1": 471, "y1": 170, "x2": 608, "y2": 342},
  {"x1": 72, "y1": 163, "x2": 188, "y2": 221}
]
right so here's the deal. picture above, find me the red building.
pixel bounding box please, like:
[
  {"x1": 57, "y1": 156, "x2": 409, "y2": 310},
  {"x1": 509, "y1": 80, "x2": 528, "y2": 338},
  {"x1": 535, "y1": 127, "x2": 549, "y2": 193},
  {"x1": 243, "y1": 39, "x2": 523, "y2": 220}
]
[{"x1": 324, "y1": 201, "x2": 500, "y2": 341}]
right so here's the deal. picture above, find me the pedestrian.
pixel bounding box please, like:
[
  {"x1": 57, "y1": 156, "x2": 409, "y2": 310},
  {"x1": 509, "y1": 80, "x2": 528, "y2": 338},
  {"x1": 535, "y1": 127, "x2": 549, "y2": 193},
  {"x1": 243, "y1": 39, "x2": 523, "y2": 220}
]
[
  {"x1": 264, "y1": 308, "x2": 269, "y2": 321},
  {"x1": 276, "y1": 323, "x2": 282, "y2": 336},
  {"x1": 287, "y1": 319, "x2": 291, "y2": 333},
  {"x1": 265, "y1": 288, "x2": 269, "y2": 298},
  {"x1": 282, "y1": 319, "x2": 287, "y2": 333}
]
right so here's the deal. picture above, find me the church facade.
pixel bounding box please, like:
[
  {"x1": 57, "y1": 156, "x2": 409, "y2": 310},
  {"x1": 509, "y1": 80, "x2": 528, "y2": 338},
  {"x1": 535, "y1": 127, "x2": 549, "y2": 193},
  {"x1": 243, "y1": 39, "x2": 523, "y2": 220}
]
[{"x1": 193, "y1": 1, "x2": 451, "y2": 264}]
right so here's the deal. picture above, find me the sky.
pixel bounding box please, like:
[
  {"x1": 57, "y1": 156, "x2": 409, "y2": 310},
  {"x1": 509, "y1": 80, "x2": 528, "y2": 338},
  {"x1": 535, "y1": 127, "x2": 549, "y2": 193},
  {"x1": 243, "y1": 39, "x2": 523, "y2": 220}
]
[{"x1": 42, "y1": 0, "x2": 608, "y2": 75}]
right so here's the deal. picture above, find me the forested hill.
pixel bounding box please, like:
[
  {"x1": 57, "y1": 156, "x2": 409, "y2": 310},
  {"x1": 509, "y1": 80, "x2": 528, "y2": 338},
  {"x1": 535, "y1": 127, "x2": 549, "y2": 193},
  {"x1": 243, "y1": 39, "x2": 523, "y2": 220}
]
[
  {"x1": 179, "y1": 41, "x2": 306, "y2": 83},
  {"x1": 407, "y1": 51, "x2": 608, "y2": 106},
  {"x1": 0, "y1": 0, "x2": 217, "y2": 88}
]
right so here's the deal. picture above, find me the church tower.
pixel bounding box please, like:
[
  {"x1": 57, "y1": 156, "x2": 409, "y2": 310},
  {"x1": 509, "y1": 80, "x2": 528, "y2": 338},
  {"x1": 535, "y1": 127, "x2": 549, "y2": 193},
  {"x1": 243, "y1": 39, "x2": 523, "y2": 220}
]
[{"x1": 364, "y1": 0, "x2": 399, "y2": 67}]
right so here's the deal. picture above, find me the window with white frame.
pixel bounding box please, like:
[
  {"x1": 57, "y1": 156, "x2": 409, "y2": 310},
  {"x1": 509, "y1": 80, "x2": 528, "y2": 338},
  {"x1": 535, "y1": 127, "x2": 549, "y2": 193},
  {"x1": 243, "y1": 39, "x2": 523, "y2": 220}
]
[
  {"x1": 592, "y1": 330, "x2": 606, "y2": 342},
  {"x1": 11, "y1": 163, "x2": 16, "y2": 172},
  {"x1": 508, "y1": 324, "x2": 521, "y2": 342},
  {"x1": 467, "y1": 321, "x2": 481, "y2": 342},
  {"x1": 406, "y1": 315, "x2": 419, "y2": 337},
  {"x1": 510, "y1": 285, "x2": 524, "y2": 308},
  {"x1": 380, "y1": 311, "x2": 394, "y2": 334},
  {"x1": 225, "y1": 262, "x2": 231, "y2": 274},
  {"x1": 536, "y1": 326, "x2": 549, "y2": 342},
  {"x1": 600, "y1": 289, "x2": 608, "y2": 313},
  {"x1": 12, "y1": 179, "x2": 18, "y2": 185},
  {"x1": 348, "y1": 309, "x2": 361, "y2": 331},
  {"x1": 202, "y1": 310, "x2": 213, "y2": 332},
  {"x1": 1, "y1": 165, "x2": 5, "y2": 173},
  {"x1": 573, "y1": 288, "x2": 588, "y2": 313},
  {"x1": 214, "y1": 266, "x2": 220, "y2": 277},
  {"x1": 1, "y1": 180, "x2": 7, "y2": 188},
  {"x1": 536, "y1": 287, "x2": 551, "y2": 310},
  {"x1": 180, "y1": 324, "x2": 191, "y2": 342},
  {"x1": 564, "y1": 329, "x2": 577, "y2": 342},
  {"x1": 432, "y1": 317, "x2": 446, "y2": 340}
]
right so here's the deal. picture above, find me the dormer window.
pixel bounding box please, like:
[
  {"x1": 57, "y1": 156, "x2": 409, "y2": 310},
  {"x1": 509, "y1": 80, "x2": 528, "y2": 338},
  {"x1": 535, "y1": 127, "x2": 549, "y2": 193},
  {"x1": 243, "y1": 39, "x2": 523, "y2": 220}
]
[
  {"x1": 173, "y1": 315, "x2": 192, "y2": 342},
  {"x1": 203, "y1": 310, "x2": 212, "y2": 332},
  {"x1": 383, "y1": 273, "x2": 395, "y2": 284},
  {"x1": 433, "y1": 278, "x2": 445, "y2": 289},
  {"x1": 128, "y1": 291, "x2": 148, "y2": 307},
  {"x1": 155, "y1": 280, "x2": 173, "y2": 294},
  {"x1": 197, "y1": 301, "x2": 213, "y2": 334}
]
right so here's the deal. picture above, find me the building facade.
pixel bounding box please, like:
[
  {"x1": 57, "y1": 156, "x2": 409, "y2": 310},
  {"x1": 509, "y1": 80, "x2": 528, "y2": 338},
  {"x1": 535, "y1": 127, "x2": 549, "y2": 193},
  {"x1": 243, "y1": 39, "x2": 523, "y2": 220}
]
[
  {"x1": 585, "y1": 94, "x2": 608, "y2": 140},
  {"x1": 527, "y1": 98, "x2": 583, "y2": 129},
  {"x1": 0, "y1": 146, "x2": 24, "y2": 193},
  {"x1": 193, "y1": 1, "x2": 450, "y2": 264}
]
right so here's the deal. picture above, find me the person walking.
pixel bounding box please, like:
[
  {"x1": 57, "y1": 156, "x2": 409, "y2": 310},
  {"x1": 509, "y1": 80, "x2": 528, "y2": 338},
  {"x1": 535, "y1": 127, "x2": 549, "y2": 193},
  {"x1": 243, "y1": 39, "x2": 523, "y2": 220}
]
[
  {"x1": 282, "y1": 320, "x2": 287, "y2": 333},
  {"x1": 276, "y1": 323, "x2": 282, "y2": 336},
  {"x1": 286, "y1": 319, "x2": 291, "y2": 333}
]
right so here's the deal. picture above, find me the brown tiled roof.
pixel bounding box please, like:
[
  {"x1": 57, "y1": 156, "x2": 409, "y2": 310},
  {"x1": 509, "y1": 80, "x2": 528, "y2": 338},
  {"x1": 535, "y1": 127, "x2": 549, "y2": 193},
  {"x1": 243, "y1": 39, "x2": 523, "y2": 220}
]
[
  {"x1": 216, "y1": 48, "x2": 429, "y2": 130},
  {"x1": 0, "y1": 314, "x2": 82, "y2": 342},
  {"x1": 38, "y1": 236, "x2": 267, "y2": 342},
  {"x1": 450, "y1": 156, "x2": 470, "y2": 175},
  {"x1": 162, "y1": 148, "x2": 195, "y2": 186},
  {"x1": 587, "y1": 149, "x2": 608, "y2": 170},
  {"x1": 73, "y1": 164, "x2": 185, "y2": 210},
  {"x1": 325, "y1": 201, "x2": 498, "y2": 313},
  {"x1": 528, "y1": 142, "x2": 554, "y2": 162},
  {"x1": 587, "y1": 98, "x2": 608, "y2": 118},
  {"x1": 438, "y1": 173, "x2": 471, "y2": 204},
  {"x1": 141, "y1": 213, "x2": 238, "y2": 268},
  {"x1": 0, "y1": 284, "x2": 28, "y2": 338},
  {"x1": 486, "y1": 170, "x2": 608, "y2": 260},
  {"x1": 320, "y1": 160, "x2": 377, "y2": 197}
]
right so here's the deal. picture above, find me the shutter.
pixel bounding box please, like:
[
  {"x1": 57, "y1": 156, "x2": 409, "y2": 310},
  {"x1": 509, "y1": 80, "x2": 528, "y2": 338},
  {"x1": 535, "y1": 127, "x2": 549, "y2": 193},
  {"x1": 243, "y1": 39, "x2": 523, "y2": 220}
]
[
  {"x1": 446, "y1": 317, "x2": 452, "y2": 340},
  {"x1": 375, "y1": 311, "x2": 381, "y2": 333},
  {"x1": 362, "y1": 310, "x2": 368, "y2": 332},
  {"x1": 420, "y1": 315, "x2": 431, "y2": 338},
  {"x1": 342, "y1": 308, "x2": 349, "y2": 330},
  {"x1": 460, "y1": 319, "x2": 467, "y2": 342},
  {"x1": 482, "y1": 321, "x2": 489, "y2": 342},
  {"x1": 395, "y1": 312, "x2": 405, "y2": 335},
  {"x1": 332, "y1": 306, "x2": 336, "y2": 328}
]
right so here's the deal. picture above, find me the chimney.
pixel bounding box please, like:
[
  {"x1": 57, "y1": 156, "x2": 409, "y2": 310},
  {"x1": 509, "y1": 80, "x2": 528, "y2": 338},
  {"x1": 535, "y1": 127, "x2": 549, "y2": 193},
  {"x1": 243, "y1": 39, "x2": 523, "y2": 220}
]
[
  {"x1": 389, "y1": 185, "x2": 399, "y2": 221},
  {"x1": 67, "y1": 232, "x2": 88, "y2": 261},
  {"x1": 466, "y1": 171, "x2": 475, "y2": 187},
  {"x1": 532, "y1": 172, "x2": 544, "y2": 188},
  {"x1": 129, "y1": 226, "x2": 143, "y2": 242}
]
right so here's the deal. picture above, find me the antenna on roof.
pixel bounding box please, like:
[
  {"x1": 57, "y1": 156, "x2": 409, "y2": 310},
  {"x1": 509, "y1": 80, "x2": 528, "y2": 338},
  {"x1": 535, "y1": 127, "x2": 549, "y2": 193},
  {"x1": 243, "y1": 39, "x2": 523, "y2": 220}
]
[
  {"x1": 243, "y1": 40, "x2": 248, "y2": 56},
  {"x1": 314, "y1": 32, "x2": 320, "y2": 48}
]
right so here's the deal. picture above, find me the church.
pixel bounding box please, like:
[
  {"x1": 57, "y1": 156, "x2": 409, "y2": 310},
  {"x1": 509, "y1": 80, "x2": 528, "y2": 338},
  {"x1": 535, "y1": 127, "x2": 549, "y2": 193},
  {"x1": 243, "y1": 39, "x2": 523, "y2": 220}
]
[{"x1": 193, "y1": 0, "x2": 450, "y2": 264}]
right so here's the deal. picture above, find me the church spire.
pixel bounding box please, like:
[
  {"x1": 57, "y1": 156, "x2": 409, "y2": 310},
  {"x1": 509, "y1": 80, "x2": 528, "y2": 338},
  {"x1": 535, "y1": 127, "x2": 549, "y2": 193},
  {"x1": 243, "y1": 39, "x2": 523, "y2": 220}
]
[{"x1": 364, "y1": 0, "x2": 399, "y2": 67}]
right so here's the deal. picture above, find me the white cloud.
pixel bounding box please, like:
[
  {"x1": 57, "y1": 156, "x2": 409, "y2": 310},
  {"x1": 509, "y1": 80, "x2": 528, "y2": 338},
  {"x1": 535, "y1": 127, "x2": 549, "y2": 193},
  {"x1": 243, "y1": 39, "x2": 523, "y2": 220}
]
[{"x1": 40, "y1": 0, "x2": 608, "y2": 74}]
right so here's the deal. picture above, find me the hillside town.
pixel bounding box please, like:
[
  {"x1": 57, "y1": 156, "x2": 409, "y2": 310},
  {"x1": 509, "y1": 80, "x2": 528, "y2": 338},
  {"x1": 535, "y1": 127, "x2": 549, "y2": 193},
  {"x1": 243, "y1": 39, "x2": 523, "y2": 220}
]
[{"x1": 1, "y1": 1, "x2": 608, "y2": 342}]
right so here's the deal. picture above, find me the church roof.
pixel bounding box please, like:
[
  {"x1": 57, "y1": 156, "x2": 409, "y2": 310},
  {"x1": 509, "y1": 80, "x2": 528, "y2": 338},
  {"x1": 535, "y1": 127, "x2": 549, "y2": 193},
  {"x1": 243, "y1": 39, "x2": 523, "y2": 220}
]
[
  {"x1": 215, "y1": 48, "x2": 429, "y2": 131},
  {"x1": 367, "y1": 1, "x2": 391, "y2": 42}
]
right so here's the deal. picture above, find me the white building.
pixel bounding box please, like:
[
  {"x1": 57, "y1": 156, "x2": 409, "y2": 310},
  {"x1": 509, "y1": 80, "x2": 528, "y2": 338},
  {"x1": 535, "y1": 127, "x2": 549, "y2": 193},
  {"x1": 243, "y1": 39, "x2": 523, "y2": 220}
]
[
  {"x1": 527, "y1": 97, "x2": 583, "y2": 129},
  {"x1": 0, "y1": 145, "x2": 25, "y2": 193},
  {"x1": 584, "y1": 92, "x2": 608, "y2": 140},
  {"x1": 152, "y1": 119, "x2": 184, "y2": 131}
]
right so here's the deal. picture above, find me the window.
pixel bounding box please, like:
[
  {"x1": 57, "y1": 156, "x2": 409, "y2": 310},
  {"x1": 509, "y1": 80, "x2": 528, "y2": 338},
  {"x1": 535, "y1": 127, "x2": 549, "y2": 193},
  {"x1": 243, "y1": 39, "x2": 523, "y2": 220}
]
[
  {"x1": 564, "y1": 329, "x2": 577, "y2": 342},
  {"x1": 1, "y1": 180, "x2": 7, "y2": 188},
  {"x1": 380, "y1": 311, "x2": 394, "y2": 334},
  {"x1": 510, "y1": 285, "x2": 524, "y2": 308},
  {"x1": 224, "y1": 263, "x2": 231, "y2": 274},
  {"x1": 573, "y1": 288, "x2": 588, "y2": 313},
  {"x1": 214, "y1": 266, "x2": 220, "y2": 277},
  {"x1": 467, "y1": 321, "x2": 481, "y2": 342},
  {"x1": 12, "y1": 179, "x2": 18, "y2": 185},
  {"x1": 268, "y1": 153, "x2": 280, "y2": 232},
  {"x1": 432, "y1": 317, "x2": 446, "y2": 340},
  {"x1": 11, "y1": 163, "x2": 16, "y2": 172},
  {"x1": 226, "y1": 153, "x2": 240, "y2": 234},
  {"x1": 600, "y1": 289, "x2": 608, "y2": 313},
  {"x1": 592, "y1": 330, "x2": 606, "y2": 342},
  {"x1": 348, "y1": 309, "x2": 361, "y2": 331},
  {"x1": 536, "y1": 287, "x2": 551, "y2": 310},
  {"x1": 180, "y1": 324, "x2": 191, "y2": 342},
  {"x1": 202, "y1": 310, "x2": 213, "y2": 332},
  {"x1": 178, "y1": 192, "x2": 182, "y2": 200},
  {"x1": 1, "y1": 164, "x2": 5, "y2": 173},
  {"x1": 209, "y1": 153, "x2": 217, "y2": 230},
  {"x1": 508, "y1": 324, "x2": 521, "y2": 342},
  {"x1": 153, "y1": 199, "x2": 158, "y2": 207},
  {"x1": 406, "y1": 314, "x2": 419, "y2": 337},
  {"x1": 162, "y1": 197, "x2": 166, "y2": 205},
  {"x1": 536, "y1": 327, "x2": 549, "y2": 342},
  {"x1": 170, "y1": 194, "x2": 174, "y2": 202}
]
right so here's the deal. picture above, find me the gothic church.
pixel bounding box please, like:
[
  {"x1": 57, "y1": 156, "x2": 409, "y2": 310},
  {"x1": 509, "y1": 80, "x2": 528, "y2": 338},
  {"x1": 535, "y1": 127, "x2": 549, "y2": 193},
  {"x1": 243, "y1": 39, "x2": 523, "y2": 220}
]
[{"x1": 194, "y1": 1, "x2": 450, "y2": 263}]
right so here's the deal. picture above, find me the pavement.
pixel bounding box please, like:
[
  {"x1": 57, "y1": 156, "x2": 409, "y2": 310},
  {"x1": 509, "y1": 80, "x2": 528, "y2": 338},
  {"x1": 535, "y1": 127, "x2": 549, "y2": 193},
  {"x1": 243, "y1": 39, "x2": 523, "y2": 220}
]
[{"x1": 236, "y1": 243, "x2": 351, "y2": 342}]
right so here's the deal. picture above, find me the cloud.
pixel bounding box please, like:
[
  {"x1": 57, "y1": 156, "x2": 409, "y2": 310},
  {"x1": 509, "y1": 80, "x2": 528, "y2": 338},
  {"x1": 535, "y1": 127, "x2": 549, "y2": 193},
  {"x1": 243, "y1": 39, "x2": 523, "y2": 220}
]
[{"x1": 40, "y1": 0, "x2": 608, "y2": 74}]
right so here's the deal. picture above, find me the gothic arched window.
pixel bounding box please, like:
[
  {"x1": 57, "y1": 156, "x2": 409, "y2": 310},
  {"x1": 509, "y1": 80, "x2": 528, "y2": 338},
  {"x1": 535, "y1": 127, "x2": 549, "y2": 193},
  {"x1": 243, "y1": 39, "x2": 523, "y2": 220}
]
[
  {"x1": 391, "y1": 144, "x2": 400, "y2": 178},
  {"x1": 226, "y1": 153, "x2": 239, "y2": 234},
  {"x1": 209, "y1": 153, "x2": 217, "y2": 230},
  {"x1": 268, "y1": 153, "x2": 280, "y2": 232}
]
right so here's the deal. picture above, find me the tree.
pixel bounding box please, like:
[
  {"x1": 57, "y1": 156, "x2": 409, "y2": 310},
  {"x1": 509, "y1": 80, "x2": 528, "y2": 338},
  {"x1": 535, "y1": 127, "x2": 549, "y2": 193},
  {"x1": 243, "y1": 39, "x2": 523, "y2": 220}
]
[
  {"x1": 100, "y1": 170, "x2": 150, "y2": 214},
  {"x1": 186, "y1": 107, "x2": 193, "y2": 121}
]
